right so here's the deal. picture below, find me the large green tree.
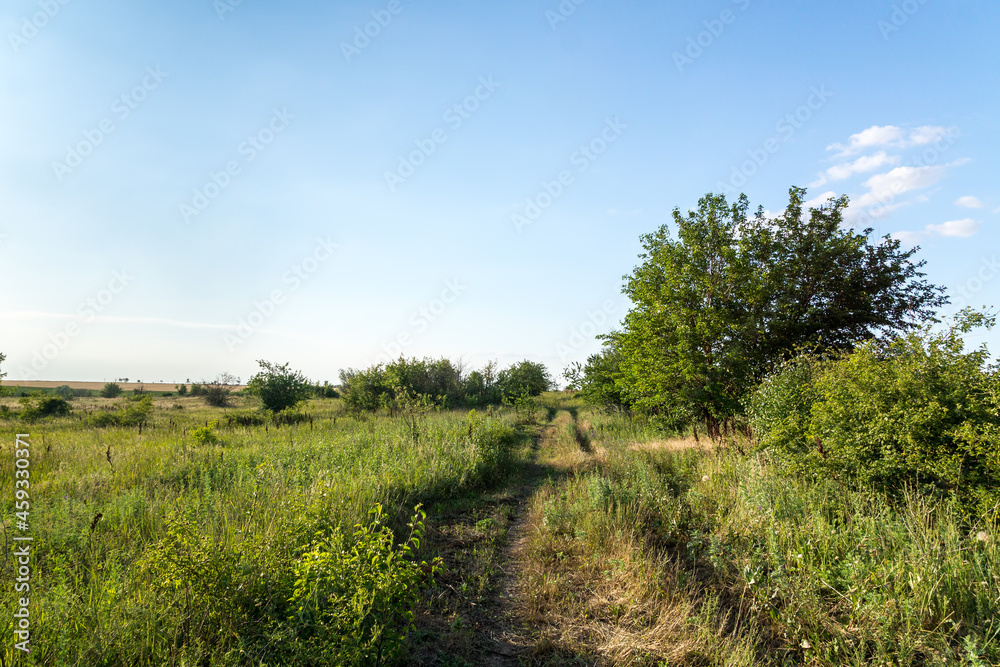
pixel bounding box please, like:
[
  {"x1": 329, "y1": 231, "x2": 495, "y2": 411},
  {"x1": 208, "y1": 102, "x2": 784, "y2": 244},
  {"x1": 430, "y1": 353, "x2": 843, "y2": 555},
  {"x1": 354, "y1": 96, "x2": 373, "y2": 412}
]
[{"x1": 613, "y1": 187, "x2": 946, "y2": 436}]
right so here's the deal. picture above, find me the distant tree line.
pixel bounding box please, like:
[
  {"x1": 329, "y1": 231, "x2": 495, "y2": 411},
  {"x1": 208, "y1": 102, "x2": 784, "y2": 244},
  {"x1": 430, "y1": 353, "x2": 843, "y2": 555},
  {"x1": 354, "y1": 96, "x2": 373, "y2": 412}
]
[{"x1": 338, "y1": 357, "x2": 552, "y2": 412}]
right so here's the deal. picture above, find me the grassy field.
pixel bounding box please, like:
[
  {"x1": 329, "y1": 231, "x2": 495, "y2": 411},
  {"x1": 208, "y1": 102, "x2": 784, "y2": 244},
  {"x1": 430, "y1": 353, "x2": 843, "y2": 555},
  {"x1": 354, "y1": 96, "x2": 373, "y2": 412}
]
[
  {"x1": 0, "y1": 393, "x2": 531, "y2": 665},
  {"x1": 1, "y1": 392, "x2": 997, "y2": 665}
]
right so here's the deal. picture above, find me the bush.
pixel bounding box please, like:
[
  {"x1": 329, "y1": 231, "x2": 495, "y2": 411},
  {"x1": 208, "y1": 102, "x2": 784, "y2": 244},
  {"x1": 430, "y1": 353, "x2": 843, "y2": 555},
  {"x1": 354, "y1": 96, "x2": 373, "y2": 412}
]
[
  {"x1": 189, "y1": 383, "x2": 205, "y2": 397},
  {"x1": 176, "y1": 384, "x2": 188, "y2": 396},
  {"x1": 100, "y1": 382, "x2": 123, "y2": 398},
  {"x1": 89, "y1": 395, "x2": 153, "y2": 428},
  {"x1": 246, "y1": 360, "x2": 313, "y2": 413},
  {"x1": 190, "y1": 421, "x2": 220, "y2": 446},
  {"x1": 286, "y1": 505, "x2": 435, "y2": 664},
  {"x1": 202, "y1": 373, "x2": 239, "y2": 407},
  {"x1": 748, "y1": 311, "x2": 1000, "y2": 511},
  {"x1": 19, "y1": 395, "x2": 72, "y2": 421},
  {"x1": 54, "y1": 385, "x2": 75, "y2": 400}
]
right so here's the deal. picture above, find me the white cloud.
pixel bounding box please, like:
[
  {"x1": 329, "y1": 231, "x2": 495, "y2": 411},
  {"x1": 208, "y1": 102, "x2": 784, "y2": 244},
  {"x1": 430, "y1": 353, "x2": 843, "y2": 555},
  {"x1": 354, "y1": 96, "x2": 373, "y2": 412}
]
[
  {"x1": 893, "y1": 217, "x2": 981, "y2": 245},
  {"x1": 908, "y1": 125, "x2": 952, "y2": 146},
  {"x1": 955, "y1": 195, "x2": 985, "y2": 209},
  {"x1": 824, "y1": 151, "x2": 900, "y2": 182},
  {"x1": 854, "y1": 164, "x2": 947, "y2": 207},
  {"x1": 828, "y1": 125, "x2": 904, "y2": 156},
  {"x1": 926, "y1": 218, "x2": 981, "y2": 238},
  {"x1": 891, "y1": 229, "x2": 927, "y2": 244},
  {"x1": 826, "y1": 124, "x2": 954, "y2": 157}
]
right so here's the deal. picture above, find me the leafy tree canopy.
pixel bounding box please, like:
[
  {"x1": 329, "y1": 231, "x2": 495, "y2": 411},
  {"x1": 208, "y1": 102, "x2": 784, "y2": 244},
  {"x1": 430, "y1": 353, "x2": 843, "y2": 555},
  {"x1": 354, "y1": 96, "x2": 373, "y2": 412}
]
[{"x1": 612, "y1": 187, "x2": 947, "y2": 434}]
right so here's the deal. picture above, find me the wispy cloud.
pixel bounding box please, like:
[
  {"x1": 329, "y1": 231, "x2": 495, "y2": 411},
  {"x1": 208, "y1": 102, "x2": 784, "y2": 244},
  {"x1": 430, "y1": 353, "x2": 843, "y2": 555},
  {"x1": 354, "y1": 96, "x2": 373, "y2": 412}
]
[
  {"x1": 854, "y1": 164, "x2": 948, "y2": 208},
  {"x1": 892, "y1": 217, "x2": 982, "y2": 244},
  {"x1": 926, "y1": 218, "x2": 981, "y2": 237},
  {"x1": 955, "y1": 195, "x2": 985, "y2": 209},
  {"x1": 0, "y1": 311, "x2": 234, "y2": 331},
  {"x1": 810, "y1": 150, "x2": 900, "y2": 187},
  {"x1": 827, "y1": 124, "x2": 953, "y2": 158}
]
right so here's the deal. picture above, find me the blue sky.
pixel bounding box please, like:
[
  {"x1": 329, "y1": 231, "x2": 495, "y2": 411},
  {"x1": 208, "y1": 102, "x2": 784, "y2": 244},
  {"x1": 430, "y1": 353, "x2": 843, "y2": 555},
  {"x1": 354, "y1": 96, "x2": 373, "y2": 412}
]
[{"x1": 1, "y1": 0, "x2": 998, "y2": 385}]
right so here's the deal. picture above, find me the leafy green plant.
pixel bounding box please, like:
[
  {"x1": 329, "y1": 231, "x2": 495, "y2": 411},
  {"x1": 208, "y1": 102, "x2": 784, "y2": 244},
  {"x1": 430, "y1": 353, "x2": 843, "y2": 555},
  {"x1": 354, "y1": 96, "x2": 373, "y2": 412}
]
[
  {"x1": 190, "y1": 421, "x2": 220, "y2": 446},
  {"x1": 287, "y1": 505, "x2": 437, "y2": 665}
]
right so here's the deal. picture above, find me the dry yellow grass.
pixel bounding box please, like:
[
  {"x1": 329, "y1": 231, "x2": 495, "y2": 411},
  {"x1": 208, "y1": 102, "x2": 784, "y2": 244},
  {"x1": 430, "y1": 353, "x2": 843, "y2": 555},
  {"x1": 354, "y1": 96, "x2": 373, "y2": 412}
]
[{"x1": 629, "y1": 436, "x2": 706, "y2": 453}]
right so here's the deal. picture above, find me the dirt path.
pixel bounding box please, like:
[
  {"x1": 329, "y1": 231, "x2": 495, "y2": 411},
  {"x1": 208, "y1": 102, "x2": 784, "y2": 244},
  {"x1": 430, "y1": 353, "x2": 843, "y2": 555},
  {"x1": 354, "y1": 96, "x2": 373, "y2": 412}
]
[{"x1": 410, "y1": 411, "x2": 570, "y2": 665}]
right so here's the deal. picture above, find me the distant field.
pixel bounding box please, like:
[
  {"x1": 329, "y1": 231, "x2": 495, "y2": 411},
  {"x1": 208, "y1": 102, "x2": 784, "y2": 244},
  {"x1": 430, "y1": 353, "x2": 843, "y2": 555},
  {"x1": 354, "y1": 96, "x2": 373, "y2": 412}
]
[{"x1": 6, "y1": 380, "x2": 247, "y2": 391}]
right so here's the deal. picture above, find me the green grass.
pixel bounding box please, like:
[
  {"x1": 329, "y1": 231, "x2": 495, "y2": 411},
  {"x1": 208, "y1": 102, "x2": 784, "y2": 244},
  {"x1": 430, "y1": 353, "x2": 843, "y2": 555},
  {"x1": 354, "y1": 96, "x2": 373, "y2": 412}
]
[
  {"x1": 0, "y1": 397, "x2": 529, "y2": 665},
  {"x1": 520, "y1": 401, "x2": 1000, "y2": 666}
]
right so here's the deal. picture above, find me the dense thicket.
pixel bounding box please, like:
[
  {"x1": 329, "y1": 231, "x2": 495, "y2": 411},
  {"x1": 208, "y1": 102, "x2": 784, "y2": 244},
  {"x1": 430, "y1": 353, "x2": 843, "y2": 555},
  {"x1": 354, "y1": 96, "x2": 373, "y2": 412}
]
[{"x1": 748, "y1": 311, "x2": 1000, "y2": 517}]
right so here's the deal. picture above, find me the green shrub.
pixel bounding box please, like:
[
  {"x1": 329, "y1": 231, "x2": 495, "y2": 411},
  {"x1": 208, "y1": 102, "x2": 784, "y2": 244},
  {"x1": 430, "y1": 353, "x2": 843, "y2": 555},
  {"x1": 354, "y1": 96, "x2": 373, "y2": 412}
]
[
  {"x1": 745, "y1": 353, "x2": 824, "y2": 456},
  {"x1": 286, "y1": 505, "x2": 435, "y2": 665},
  {"x1": 748, "y1": 311, "x2": 1000, "y2": 511},
  {"x1": 176, "y1": 383, "x2": 188, "y2": 396},
  {"x1": 247, "y1": 360, "x2": 313, "y2": 413},
  {"x1": 190, "y1": 421, "x2": 220, "y2": 446},
  {"x1": 202, "y1": 373, "x2": 238, "y2": 407},
  {"x1": 54, "y1": 384, "x2": 75, "y2": 400},
  {"x1": 19, "y1": 395, "x2": 72, "y2": 421},
  {"x1": 100, "y1": 382, "x2": 123, "y2": 398},
  {"x1": 89, "y1": 395, "x2": 153, "y2": 428}
]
